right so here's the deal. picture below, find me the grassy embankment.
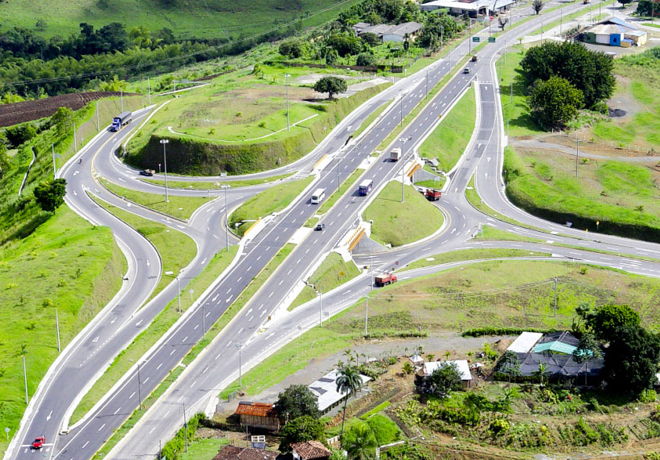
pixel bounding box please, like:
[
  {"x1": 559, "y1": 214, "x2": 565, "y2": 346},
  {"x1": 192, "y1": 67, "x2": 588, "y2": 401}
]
[
  {"x1": 0, "y1": 95, "x2": 149, "y2": 455},
  {"x1": 229, "y1": 177, "x2": 314, "y2": 236},
  {"x1": 504, "y1": 145, "x2": 660, "y2": 242},
  {"x1": 0, "y1": 0, "x2": 361, "y2": 39},
  {"x1": 0, "y1": 207, "x2": 124, "y2": 457},
  {"x1": 92, "y1": 244, "x2": 295, "y2": 460},
  {"x1": 402, "y1": 248, "x2": 550, "y2": 271},
  {"x1": 218, "y1": 259, "x2": 660, "y2": 401},
  {"x1": 141, "y1": 173, "x2": 293, "y2": 190},
  {"x1": 364, "y1": 182, "x2": 444, "y2": 247},
  {"x1": 92, "y1": 196, "x2": 197, "y2": 301},
  {"x1": 100, "y1": 178, "x2": 211, "y2": 220},
  {"x1": 125, "y1": 66, "x2": 391, "y2": 175},
  {"x1": 416, "y1": 86, "x2": 476, "y2": 187},
  {"x1": 288, "y1": 252, "x2": 362, "y2": 310}
]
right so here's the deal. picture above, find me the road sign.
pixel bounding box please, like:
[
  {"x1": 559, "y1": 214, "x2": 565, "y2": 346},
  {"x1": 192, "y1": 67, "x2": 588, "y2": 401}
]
[
  {"x1": 472, "y1": 36, "x2": 480, "y2": 42},
  {"x1": 488, "y1": 37, "x2": 497, "y2": 43}
]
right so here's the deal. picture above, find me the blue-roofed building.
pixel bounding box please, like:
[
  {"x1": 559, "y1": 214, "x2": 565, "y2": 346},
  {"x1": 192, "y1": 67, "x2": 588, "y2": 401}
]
[{"x1": 582, "y1": 17, "x2": 648, "y2": 47}]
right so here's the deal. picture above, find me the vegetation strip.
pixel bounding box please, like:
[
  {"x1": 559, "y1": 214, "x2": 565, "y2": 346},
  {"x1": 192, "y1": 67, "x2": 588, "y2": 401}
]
[
  {"x1": 402, "y1": 248, "x2": 551, "y2": 271},
  {"x1": 92, "y1": 244, "x2": 295, "y2": 460},
  {"x1": 100, "y1": 178, "x2": 212, "y2": 221},
  {"x1": 141, "y1": 173, "x2": 294, "y2": 190}
]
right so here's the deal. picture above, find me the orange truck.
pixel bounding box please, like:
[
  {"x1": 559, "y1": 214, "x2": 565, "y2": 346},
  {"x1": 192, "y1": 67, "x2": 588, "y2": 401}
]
[{"x1": 374, "y1": 273, "x2": 398, "y2": 287}]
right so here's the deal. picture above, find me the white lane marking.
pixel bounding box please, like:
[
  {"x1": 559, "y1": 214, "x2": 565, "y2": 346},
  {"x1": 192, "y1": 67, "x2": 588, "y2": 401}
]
[
  {"x1": 226, "y1": 295, "x2": 233, "y2": 303},
  {"x1": 157, "y1": 363, "x2": 163, "y2": 370},
  {"x1": 114, "y1": 407, "x2": 121, "y2": 415}
]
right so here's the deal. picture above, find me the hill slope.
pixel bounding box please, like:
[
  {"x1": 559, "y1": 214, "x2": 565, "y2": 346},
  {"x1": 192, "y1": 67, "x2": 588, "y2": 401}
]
[{"x1": 0, "y1": 0, "x2": 359, "y2": 39}]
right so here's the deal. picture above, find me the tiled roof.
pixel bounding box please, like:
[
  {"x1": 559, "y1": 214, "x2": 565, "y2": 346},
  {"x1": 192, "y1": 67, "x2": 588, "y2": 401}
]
[
  {"x1": 235, "y1": 402, "x2": 277, "y2": 418},
  {"x1": 212, "y1": 445, "x2": 279, "y2": 460},
  {"x1": 291, "y1": 441, "x2": 331, "y2": 460}
]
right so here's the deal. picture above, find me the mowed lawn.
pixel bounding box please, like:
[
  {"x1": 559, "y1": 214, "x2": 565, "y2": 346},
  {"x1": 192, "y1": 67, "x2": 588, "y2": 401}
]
[
  {"x1": 0, "y1": 206, "x2": 124, "y2": 453},
  {"x1": 418, "y1": 86, "x2": 476, "y2": 172},
  {"x1": 364, "y1": 182, "x2": 443, "y2": 247},
  {"x1": 505, "y1": 146, "x2": 660, "y2": 235}
]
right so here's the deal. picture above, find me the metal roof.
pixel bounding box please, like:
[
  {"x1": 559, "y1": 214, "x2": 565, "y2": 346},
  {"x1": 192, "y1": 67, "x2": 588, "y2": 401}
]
[
  {"x1": 308, "y1": 369, "x2": 371, "y2": 412},
  {"x1": 507, "y1": 332, "x2": 543, "y2": 353},
  {"x1": 423, "y1": 360, "x2": 472, "y2": 380},
  {"x1": 533, "y1": 341, "x2": 577, "y2": 355}
]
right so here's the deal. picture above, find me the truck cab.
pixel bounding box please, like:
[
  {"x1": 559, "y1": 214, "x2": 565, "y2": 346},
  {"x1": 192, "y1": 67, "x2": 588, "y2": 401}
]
[
  {"x1": 425, "y1": 189, "x2": 442, "y2": 201},
  {"x1": 390, "y1": 148, "x2": 402, "y2": 162},
  {"x1": 374, "y1": 273, "x2": 397, "y2": 287}
]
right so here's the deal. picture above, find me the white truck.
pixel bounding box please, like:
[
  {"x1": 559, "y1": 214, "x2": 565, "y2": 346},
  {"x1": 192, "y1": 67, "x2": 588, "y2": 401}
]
[{"x1": 390, "y1": 148, "x2": 402, "y2": 161}]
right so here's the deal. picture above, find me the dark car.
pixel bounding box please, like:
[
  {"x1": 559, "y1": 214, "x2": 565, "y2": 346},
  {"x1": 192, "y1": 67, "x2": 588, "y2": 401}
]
[
  {"x1": 139, "y1": 169, "x2": 154, "y2": 177},
  {"x1": 463, "y1": 68, "x2": 471, "y2": 74},
  {"x1": 314, "y1": 223, "x2": 325, "y2": 231}
]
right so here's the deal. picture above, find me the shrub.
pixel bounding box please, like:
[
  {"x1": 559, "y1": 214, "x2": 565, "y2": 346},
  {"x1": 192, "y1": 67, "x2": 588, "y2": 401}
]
[
  {"x1": 640, "y1": 389, "x2": 658, "y2": 403},
  {"x1": 366, "y1": 414, "x2": 400, "y2": 445}
]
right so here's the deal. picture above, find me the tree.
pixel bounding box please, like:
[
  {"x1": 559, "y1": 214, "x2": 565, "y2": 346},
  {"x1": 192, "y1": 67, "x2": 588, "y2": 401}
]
[
  {"x1": 573, "y1": 332, "x2": 602, "y2": 386},
  {"x1": 587, "y1": 304, "x2": 640, "y2": 342},
  {"x1": 604, "y1": 325, "x2": 660, "y2": 396},
  {"x1": 35, "y1": 19, "x2": 47, "y2": 31},
  {"x1": 274, "y1": 385, "x2": 319, "y2": 421},
  {"x1": 279, "y1": 41, "x2": 307, "y2": 59},
  {"x1": 532, "y1": 0, "x2": 544, "y2": 14},
  {"x1": 356, "y1": 52, "x2": 377, "y2": 67},
  {"x1": 495, "y1": 351, "x2": 521, "y2": 383},
  {"x1": 520, "y1": 41, "x2": 616, "y2": 109},
  {"x1": 278, "y1": 415, "x2": 326, "y2": 453},
  {"x1": 336, "y1": 365, "x2": 364, "y2": 440},
  {"x1": 326, "y1": 33, "x2": 363, "y2": 57},
  {"x1": 34, "y1": 179, "x2": 67, "y2": 212},
  {"x1": 533, "y1": 363, "x2": 550, "y2": 386},
  {"x1": 528, "y1": 76, "x2": 584, "y2": 129},
  {"x1": 420, "y1": 362, "x2": 462, "y2": 398},
  {"x1": 314, "y1": 76, "x2": 348, "y2": 99},
  {"x1": 50, "y1": 107, "x2": 74, "y2": 136},
  {"x1": 498, "y1": 17, "x2": 509, "y2": 31},
  {"x1": 343, "y1": 423, "x2": 378, "y2": 460},
  {"x1": 619, "y1": 0, "x2": 634, "y2": 6},
  {"x1": 636, "y1": 0, "x2": 658, "y2": 17},
  {"x1": 360, "y1": 32, "x2": 381, "y2": 48}
]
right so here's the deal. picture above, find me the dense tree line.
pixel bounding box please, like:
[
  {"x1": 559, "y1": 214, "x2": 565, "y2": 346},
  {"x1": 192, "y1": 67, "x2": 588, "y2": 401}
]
[{"x1": 0, "y1": 20, "x2": 302, "y2": 99}]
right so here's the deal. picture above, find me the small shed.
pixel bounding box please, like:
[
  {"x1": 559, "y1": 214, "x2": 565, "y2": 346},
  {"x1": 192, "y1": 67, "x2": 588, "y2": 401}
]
[
  {"x1": 422, "y1": 360, "x2": 473, "y2": 389},
  {"x1": 291, "y1": 441, "x2": 332, "y2": 460},
  {"x1": 308, "y1": 369, "x2": 371, "y2": 414},
  {"x1": 234, "y1": 402, "x2": 281, "y2": 432},
  {"x1": 212, "y1": 445, "x2": 280, "y2": 460}
]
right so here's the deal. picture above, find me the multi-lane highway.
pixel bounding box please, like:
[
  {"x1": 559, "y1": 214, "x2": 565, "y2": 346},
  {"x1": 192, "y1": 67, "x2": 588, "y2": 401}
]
[{"x1": 8, "y1": 2, "x2": 660, "y2": 460}]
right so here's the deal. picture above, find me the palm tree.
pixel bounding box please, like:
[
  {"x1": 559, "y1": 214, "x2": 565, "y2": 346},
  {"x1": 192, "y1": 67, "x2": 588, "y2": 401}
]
[
  {"x1": 533, "y1": 363, "x2": 550, "y2": 386},
  {"x1": 336, "y1": 365, "x2": 363, "y2": 441},
  {"x1": 426, "y1": 353, "x2": 435, "y2": 362},
  {"x1": 444, "y1": 350, "x2": 451, "y2": 360},
  {"x1": 344, "y1": 423, "x2": 377, "y2": 460}
]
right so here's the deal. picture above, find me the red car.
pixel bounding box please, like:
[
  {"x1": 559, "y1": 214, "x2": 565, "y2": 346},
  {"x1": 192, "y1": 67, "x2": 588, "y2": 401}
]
[{"x1": 31, "y1": 437, "x2": 45, "y2": 449}]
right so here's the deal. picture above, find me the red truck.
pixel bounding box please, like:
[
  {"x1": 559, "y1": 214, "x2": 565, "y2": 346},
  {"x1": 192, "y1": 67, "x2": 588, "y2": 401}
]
[
  {"x1": 374, "y1": 273, "x2": 397, "y2": 287},
  {"x1": 425, "y1": 189, "x2": 442, "y2": 201}
]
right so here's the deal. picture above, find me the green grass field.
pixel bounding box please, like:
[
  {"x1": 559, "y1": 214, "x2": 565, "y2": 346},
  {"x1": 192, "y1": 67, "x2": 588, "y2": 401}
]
[
  {"x1": 92, "y1": 196, "x2": 197, "y2": 300},
  {"x1": 0, "y1": 0, "x2": 361, "y2": 40},
  {"x1": 219, "y1": 259, "x2": 660, "y2": 401},
  {"x1": 0, "y1": 206, "x2": 124, "y2": 456},
  {"x1": 364, "y1": 182, "x2": 443, "y2": 247},
  {"x1": 530, "y1": 0, "x2": 616, "y2": 36},
  {"x1": 403, "y1": 248, "x2": 550, "y2": 271},
  {"x1": 229, "y1": 177, "x2": 313, "y2": 236},
  {"x1": 505, "y1": 146, "x2": 660, "y2": 239},
  {"x1": 70, "y1": 245, "x2": 238, "y2": 423},
  {"x1": 497, "y1": 50, "x2": 544, "y2": 138},
  {"x1": 100, "y1": 178, "x2": 211, "y2": 220},
  {"x1": 418, "y1": 86, "x2": 476, "y2": 173},
  {"x1": 289, "y1": 252, "x2": 361, "y2": 310},
  {"x1": 142, "y1": 173, "x2": 293, "y2": 190}
]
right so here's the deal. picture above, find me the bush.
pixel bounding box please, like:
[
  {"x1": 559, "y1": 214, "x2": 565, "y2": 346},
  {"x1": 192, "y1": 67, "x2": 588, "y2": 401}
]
[
  {"x1": 640, "y1": 389, "x2": 657, "y2": 403},
  {"x1": 366, "y1": 414, "x2": 400, "y2": 445},
  {"x1": 462, "y1": 327, "x2": 557, "y2": 337},
  {"x1": 356, "y1": 52, "x2": 377, "y2": 67},
  {"x1": 160, "y1": 413, "x2": 206, "y2": 460}
]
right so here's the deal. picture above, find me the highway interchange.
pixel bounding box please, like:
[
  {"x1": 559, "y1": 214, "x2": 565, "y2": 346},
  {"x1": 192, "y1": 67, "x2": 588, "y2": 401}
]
[{"x1": 7, "y1": 2, "x2": 660, "y2": 460}]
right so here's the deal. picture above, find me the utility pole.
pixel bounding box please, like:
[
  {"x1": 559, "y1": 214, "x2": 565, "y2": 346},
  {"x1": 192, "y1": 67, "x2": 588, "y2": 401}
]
[
  {"x1": 560, "y1": 7, "x2": 563, "y2": 36},
  {"x1": 553, "y1": 277, "x2": 558, "y2": 317},
  {"x1": 399, "y1": 137, "x2": 407, "y2": 203},
  {"x1": 364, "y1": 294, "x2": 369, "y2": 337},
  {"x1": 22, "y1": 355, "x2": 28, "y2": 404},
  {"x1": 183, "y1": 403, "x2": 188, "y2": 452},
  {"x1": 202, "y1": 304, "x2": 206, "y2": 336},
  {"x1": 137, "y1": 363, "x2": 142, "y2": 408},
  {"x1": 222, "y1": 185, "x2": 230, "y2": 251},
  {"x1": 120, "y1": 89, "x2": 123, "y2": 113},
  {"x1": 148, "y1": 77, "x2": 151, "y2": 105},
  {"x1": 319, "y1": 289, "x2": 324, "y2": 327},
  {"x1": 285, "y1": 74, "x2": 291, "y2": 132},
  {"x1": 176, "y1": 275, "x2": 181, "y2": 313},
  {"x1": 425, "y1": 68, "x2": 429, "y2": 98},
  {"x1": 51, "y1": 144, "x2": 57, "y2": 179},
  {"x1": 56, "y1": 309, "x2": 61, "y2": 353},
  {"x1": 399, "y1": 95, "x2": 404, "y2": 126},
  {"x1": 96, "y1": 103, "x2": 100, "y2": 131},
  {"x1": 160, "y1": 139, "x2": 170, "y2": 202},
  {"x1": 510, "y1": 82, "x2": 513, "y2": 105},
  {"x1": 73, "y1": 120, "x2": 78, "y2": 153}
]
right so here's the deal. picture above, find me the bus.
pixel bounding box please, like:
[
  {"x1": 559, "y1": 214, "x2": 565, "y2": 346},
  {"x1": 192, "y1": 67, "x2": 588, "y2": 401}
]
[
  {"x1": 358, "y1": 179, "x2": 373, "y2": 196},
  {"x1": 311, "y1": 188, "x2": 326, "y2": 204}
]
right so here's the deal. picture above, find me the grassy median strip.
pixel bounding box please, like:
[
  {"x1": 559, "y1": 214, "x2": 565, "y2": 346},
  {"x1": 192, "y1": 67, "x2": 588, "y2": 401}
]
[
  {"x1": 142, "y1": 173, "x2": 294, "y2": 190},
  {"x1": 317, "y1": 169, "x2": 364, "y2": 216},
  {"x1": 365, "y1": 183, "x2": 443, "y2": 247},
  {"x1": 402, "y1": 248, "x2": 551, "y2": 271},
  {"x1": 476, "y1": 225, "x2": 545, "y2": 243},
  {"x1": 71, "y1": 246, "x2": 238, "y2": 424},
  {"x1": 288, "y1": 252, "x2": 362, "y2": 311},
  {"x1": 100, "y1": 178, "x2": 212, "y2": 221},
  {"x1": 229, "y1": 177, "x2": 313, "y2": 236},
  {"x1": 418, "y1": 86, "x2": 476, "y2": 173},
  {"x1": 92, "y1": 243, "x2": 295, "y2": 459},
  {"x1": 91, "y1": 195, "x2": 197, "y2": 302}
]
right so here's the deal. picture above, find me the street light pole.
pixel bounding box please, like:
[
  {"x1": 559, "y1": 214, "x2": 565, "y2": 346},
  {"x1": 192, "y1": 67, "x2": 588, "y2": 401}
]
[
  {"x1": 575, "y1": 138, "x2": 580, "y2": 177},
  {"x1": 22, "y1": 355, "x2": 28, "y2": 404},
  {"x1": 160, "y1": 139, "x2": 170, "y2": 202},
  {"x1": 183, "y1": 403, "x2": 188, "y2": 452},
  {"x1": 399, "y1": 137, "x2": 406, "y2": 203},
  {"x1": 236, "y1": 342, "x2": 243, "y2": 387},
  {"x1": 176, "y1": 275, "x2": 181, "y2": 313},
  {"x1": 137, "y1": 363, "x2": 142, "y2": 408},
  {"x1": 285, "y1": 74, "x2": 291, "y2": 132},
  {"x1": 364, "y1": 294, "x2": 369, "y2": 337},
  {"x1": 55, "y1": 309, "x2": 61, "y2": 353},
  {"x1": 319, "y1": 289, "x2": 323, "y2": 327}
]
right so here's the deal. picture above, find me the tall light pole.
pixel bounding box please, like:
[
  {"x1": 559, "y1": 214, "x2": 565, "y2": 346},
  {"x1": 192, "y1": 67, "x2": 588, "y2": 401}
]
[
  {"x1": 137, "y1": 362, "x2": 142, "y2": 408},
  {"x1": 364, "y1": 294, "x2": 369, "y2": 337},
  {"x1": 319, "y1": 289, "x2": 323, "y2": 327},
  {"x1": 575, "y1": 138, "x2": 580, "y2": 177},
  {"x1": 399, "y1": 137, "x2": 407, "y2": 203},
  {"x1": 222, "y1": 185, "x2": 230, "y2": 251},
  {"x1": 22, "y1": 355, "x2": 28, "y2": 404},
  {"x1": 55, "y1": 309, "x2": 61, "y2": 353},
  {"x1": 176, "y1": 274, "x2": 181, "y2": 313},
  {"x1": 160, "y1": 139, "x2": 170, "y2": 202},
  {"x1": 236, "y1": 342, "x2": 243, "y2": 387},
  {"x1": 399, "y1": 94, "x2": 405, "y2": 126},
  {"x1": 285, "y1": 74, "x2": 291, "y2": 132}
]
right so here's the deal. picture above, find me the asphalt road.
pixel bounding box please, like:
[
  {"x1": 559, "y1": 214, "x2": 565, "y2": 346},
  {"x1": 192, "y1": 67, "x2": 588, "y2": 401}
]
[{"x1": 9, "y1": 2, "x2": 660, "y2": 460}]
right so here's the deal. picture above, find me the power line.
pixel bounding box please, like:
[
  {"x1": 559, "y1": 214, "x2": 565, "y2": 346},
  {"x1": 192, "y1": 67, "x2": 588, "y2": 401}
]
[{"x1": 1, "y1": 0, "x2": 357, "y2": 88}]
